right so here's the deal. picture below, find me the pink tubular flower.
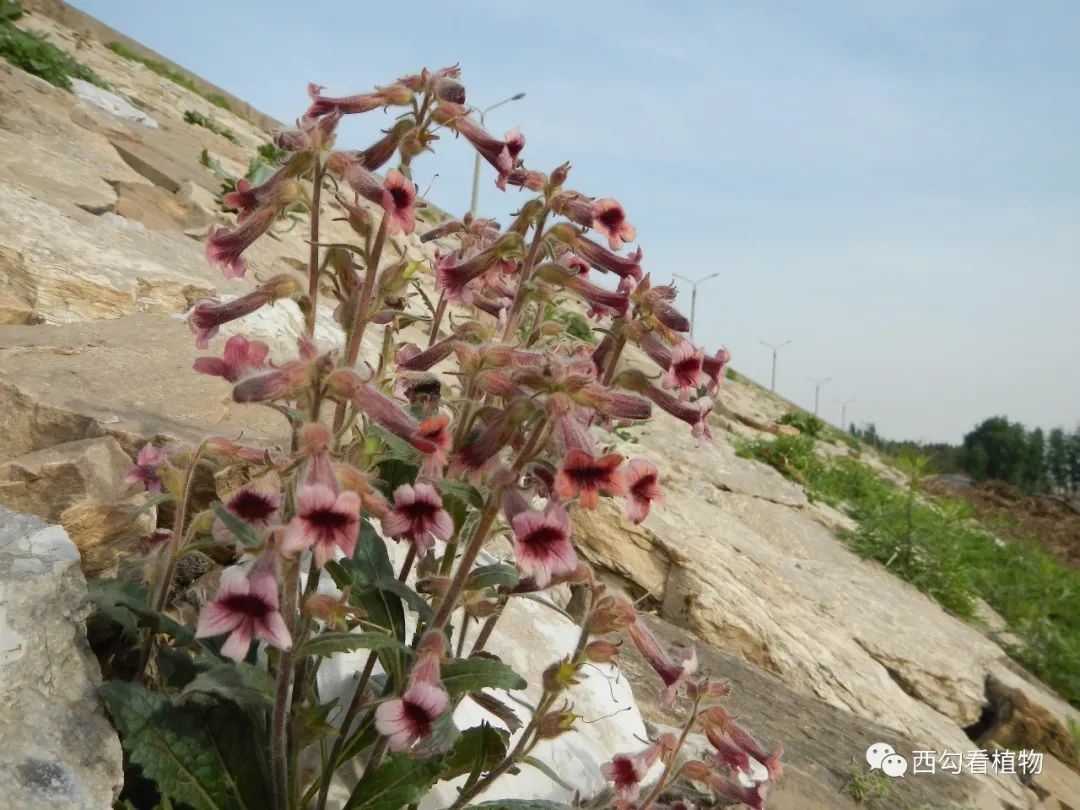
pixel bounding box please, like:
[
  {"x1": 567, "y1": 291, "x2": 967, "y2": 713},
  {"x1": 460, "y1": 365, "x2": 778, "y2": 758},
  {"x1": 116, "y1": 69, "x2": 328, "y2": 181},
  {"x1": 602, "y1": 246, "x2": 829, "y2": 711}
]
[
  {"x1": 356, "y1": 119, "x2": 413, "y2": 171},
  {"x1": 375, "y1": 632, "x2": 449, "y2": 750},
  {"x1": 380, "y1": 169, "x2": 417, "y2": 235},
  {"x1": 703, "y1": 707, "x2": 784, "y2": 781},
  {"x1": 381, "y1": 482, "x2": 453, "y2": 556},
  {"x1": 554, "y1": 450, "x2": 627, "y2": 509},
  {"x1": 433, "y1": 102, "x2": 521, "y2": 189},
  {"x1": 212, "y1": 481, "x2": 282, "y2": 545},
  {"x1": 710, "y1": 775, "x2": 769, "y2": 810},
  {"x1": 591, "y1": 198, "x2": 636, "y2": 250},
  {"x1": 195, "y1": 562, "x2": 291, "y2": 661},
  {"x1": 305, "y1": 81, "x2": 413, "y2": 118},
  {"x1": 511, "y1": 504, "x2": 577, "y2": 587},
  {"x1": 663, "y1": 341, "x2": 705, "y2": 400},
  {"x1": 706, "y1": 728, "x2": 753, "y2": 776},
  {"x1": 125, "y1": 443, "x2": 166, "y2": 492},
  {"x1": 326, "y1": 151, "x2": 384, "y2": 206},
  {"x1": 507, "y1": 167, "x2": 547, "y2": 191},
  {"x1": 206, "y1": 181, "x2": 303, "y2": 278},
  {"x1": 617, "y1": 370, "x2": 714, "y2": 442},
  {"x1": 701, "y1": 347, "x2": 731, "y2": 394},
  {"x1": 187, "y1": 274, "x2": 301, "y2": 349},
  {"x1": 281, "y1": 485, "x2": 361, "y2": 568},
  {"x1": 601, "y1": 740, "x2": 665, "y2": 801},
  {"x1": 549, "y1": 223, "x2": 642, "y2": 280},
  {"x1": 396, "y1": 338, "x2": 458, "y2": 371},
  {"x1": 232, "y1": 360, "x2": 310, "y2": 403},
  {"x1": 623, "y1": 459, "x2": 663, "y2": 524},
  {"x1": 193, "y1": 334, "x2": 270, "y2": 382},
  {"x1": 327, "y1": 369, "x2": 440, "y2": 455},
  {"x1": 435, "y1": 233, "x2": 523, "y2": 303},
  {"x1": 628, "y1": 617, "x2": 698, "y2": 708}
]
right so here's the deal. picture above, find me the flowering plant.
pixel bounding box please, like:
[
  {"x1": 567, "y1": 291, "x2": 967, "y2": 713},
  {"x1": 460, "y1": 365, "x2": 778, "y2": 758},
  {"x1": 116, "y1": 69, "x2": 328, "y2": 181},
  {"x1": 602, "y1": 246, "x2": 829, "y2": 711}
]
[{"x1": 94, "y1": 65, "x2": 777, "y2": 810}]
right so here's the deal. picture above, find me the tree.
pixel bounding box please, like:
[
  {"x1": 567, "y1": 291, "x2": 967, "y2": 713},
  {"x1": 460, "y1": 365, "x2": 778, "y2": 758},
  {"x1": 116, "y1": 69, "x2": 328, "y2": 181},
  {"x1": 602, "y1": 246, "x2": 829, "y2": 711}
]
[
  {"x1": 1068, "y1": 427, "x2": 1080, "y2": 495},
  {"x1": 960, "y1": 416, "x2": 1030, "y2": 488},
  {"x1": 1025, "y1": 427, "x2": 1047, "y2": 493},
  {"x1": 1047, "y1": 427, "x2": 1069, "y2": 493}
]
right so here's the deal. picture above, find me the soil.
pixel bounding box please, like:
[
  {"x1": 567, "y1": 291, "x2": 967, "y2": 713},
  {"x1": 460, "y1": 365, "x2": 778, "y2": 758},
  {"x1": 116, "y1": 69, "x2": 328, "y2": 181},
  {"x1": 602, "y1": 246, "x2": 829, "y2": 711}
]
[{"x1": 925, "y1": 478, "x2": 1080, "y2": 567}]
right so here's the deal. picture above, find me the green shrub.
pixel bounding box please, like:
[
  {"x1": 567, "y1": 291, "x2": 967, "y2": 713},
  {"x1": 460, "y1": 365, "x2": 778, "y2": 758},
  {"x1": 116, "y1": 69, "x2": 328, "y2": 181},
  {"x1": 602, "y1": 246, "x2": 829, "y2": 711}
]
[
  {"x1": 0, "y1": 0, "x2": 23, "y2": 22},
  {"x1": 725, "y1": 367, "x2": 738, "y2": 381},
  {"x1": 779, "y1": 410, "x2": 825, "y2": 439},
  {"x1": 107, "y1": 41, "x2": 231, "y2": 110},
  {"x1": 183, "y1": 109, "x2": 237, "y2": 143},
  {"x1": 0, "y1": 20, "x2": 107, "y2": 90}
]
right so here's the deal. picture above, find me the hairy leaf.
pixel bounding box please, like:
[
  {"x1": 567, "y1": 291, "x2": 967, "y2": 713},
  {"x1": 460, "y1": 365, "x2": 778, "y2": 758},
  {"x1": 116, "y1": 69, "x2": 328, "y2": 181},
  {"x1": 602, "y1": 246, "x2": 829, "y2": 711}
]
[
  {"x1": 466, "y1": 563, "x2": 519, "y2": 592},
  {"x1": 441, "y1": 657, "x2": 526, "y2": 696},
  {"x1": 181, "y1": 662, "x2": 275, "y2": 710},
  {"x1": 89, "y1": 579, "x2": 194, "y2": 645},
  {"x1": 298, "y1": 631, "x2": 408, "y2": 657},
  {"x1": 442, "y1": 724, "x2": 509, "y2": 781},
  {"x1": 343, "y1": 753, "x2": 443, "y2": 810},
  {"x1": 100, "y1": 682, "x2": 271, "y2": 810},
  {"x1": 468, "y1": 691, "x2": 523, "y2": 733}
]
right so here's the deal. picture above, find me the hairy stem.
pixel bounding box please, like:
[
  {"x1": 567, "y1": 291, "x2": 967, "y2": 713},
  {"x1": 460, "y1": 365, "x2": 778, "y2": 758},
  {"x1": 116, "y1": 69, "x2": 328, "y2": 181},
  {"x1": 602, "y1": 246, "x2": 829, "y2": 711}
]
[
  {"x1": 427, "y1": 293, "x2": 448, "y2": 348},
  {"x1": 637, "y1": 695, "x2": 703, "y2": 808},
  {"x1": 305, "y1": 156, "x2": 324, "y2": 339},
  {"x1": 271, "y1": 557, "x2": 301, "y2": 810},
  {"x1": 501, "y1": 207, "x2": 550, "y2": 341}
]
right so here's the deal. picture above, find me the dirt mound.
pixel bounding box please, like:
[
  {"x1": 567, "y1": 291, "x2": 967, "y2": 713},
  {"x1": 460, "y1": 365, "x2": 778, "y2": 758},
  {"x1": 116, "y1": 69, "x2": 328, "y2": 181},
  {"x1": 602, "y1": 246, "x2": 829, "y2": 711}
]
[{"x1": 926, "y1": 478, "x2": 1080, "y2": 567}]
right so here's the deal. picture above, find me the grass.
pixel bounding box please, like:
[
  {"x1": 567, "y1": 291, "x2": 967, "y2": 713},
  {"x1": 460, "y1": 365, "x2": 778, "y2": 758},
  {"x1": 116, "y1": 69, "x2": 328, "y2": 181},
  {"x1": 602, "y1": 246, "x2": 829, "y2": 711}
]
[
  {"x1": 737, "y1": 433, "x2": 1080, "y2": 707},
  {"x1": 106, "y1": 41, "x2": 231, "y2": 111},
  {"x1": 0, "y1": 19, "x2": 107, "y2": 91},
  {"x1": 841, "y1": 759, "x2": 894, "y2": 805},
  {"x1": 183, "y1": 110, "x2": 237, "y2": 143}
]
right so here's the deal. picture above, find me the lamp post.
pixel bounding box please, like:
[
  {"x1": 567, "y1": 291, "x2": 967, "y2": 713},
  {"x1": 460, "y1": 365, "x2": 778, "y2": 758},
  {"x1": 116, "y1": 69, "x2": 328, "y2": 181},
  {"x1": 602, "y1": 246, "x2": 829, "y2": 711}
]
[
  {"x1": 759, "y1": 340, "x2": 791, "y2": 392},
  {"x1": 807, "y1": 376, "x2": 832, "y2": 416},
  {"x1": 839, "y1": 398, "x2": 856, "y2": 432},
  {"x1": 673, "y1": 272, "x2": 720, "y2": 341},
  {"x1": 469, "y1": 92, "x2": 526, "y2": 218}
]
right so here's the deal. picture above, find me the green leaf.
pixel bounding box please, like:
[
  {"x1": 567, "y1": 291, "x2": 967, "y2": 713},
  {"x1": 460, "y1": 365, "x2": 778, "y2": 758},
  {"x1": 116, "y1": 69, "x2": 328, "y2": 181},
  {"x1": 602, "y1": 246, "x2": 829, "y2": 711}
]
[
  {"x1": 100, "y1": 682, "x2": 271, "y2": 810},
  {"x1": 370, "y1": 424, "x2": 421, "y2": 463},
  {"x1": 375, "y1": 458, "x2": 419, "y2": 499},
  {"x1": 89, "y1": 579, "x2": 194, "y2": 645},
  {"x1": 440, "y1": 479, "x2": 484, "y2": 530},
  {"x1": 210, "y1": 502, "x2": 263, "y2": 549},
  {"x1": 375, "y1": 576, "x2": 434, "y2": 624},
  {"x1": 181, "y1": 662, "x2": 275, "y2": 710},
  {"x1": 441, "y1": 724, "x2": 508, "y2": 781},
  {"x1": 298, "y1": 632, "x2": 408, "y2": 658},
  {"x1": 466, "y1": 563, "x2": 519, "y2": 592},
  {"x1": 347, "y1": 519, "x2": 396, "y2": 585},
  {"x1": 133, "y1": 492, "x2": 176, "y2": 518},
  {"x1": 440, "y1": 658, "x2": 526, "y2": 696},
  {"x1": 343, "y1": 753, "x2": 443, "y2": 810}
]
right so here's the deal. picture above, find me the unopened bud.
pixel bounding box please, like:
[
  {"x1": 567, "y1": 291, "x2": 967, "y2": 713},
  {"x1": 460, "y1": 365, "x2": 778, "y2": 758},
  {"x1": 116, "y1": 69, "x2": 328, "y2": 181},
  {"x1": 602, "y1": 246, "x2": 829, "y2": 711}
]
[
  {"x1": 542, "y1": 658, "x2": 581, "y2": 693},
  {"x1": 584, "y1": 639, "x2": 621, "y2": 664},
  {"x1": 536, "y1": 710, "x2": 578, "y2": 739}
]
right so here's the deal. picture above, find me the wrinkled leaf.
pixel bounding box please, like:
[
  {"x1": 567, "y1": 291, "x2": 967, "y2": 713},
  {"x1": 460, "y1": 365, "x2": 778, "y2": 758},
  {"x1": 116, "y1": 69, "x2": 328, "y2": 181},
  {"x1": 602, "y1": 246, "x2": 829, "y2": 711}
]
[
  {"x1": 441, "y1": 657, "x2": 526, "y2": 696},
  {"x1": 522, "y1": 756, "x2": 576, "y2": 792},
  {"x1": 442, "y1": 724, "x2": 508, "y2": 781},
  {"x1": 298, "y1": 632, "x2": 408, "y2": 658},
  {"x1": 181, "y1": 662, "x2": 275, "y2": 710},
  {"x1": 466, "y1": 563, "x2": 519, "y2": 592},
  {"x1": 468, "y1": 691, "x2": 523, "y2": 733},
  {"x1": 100, "y1": 682, "x2": 271, "y2": 810},
  {"x1": 343, "y1": 753, "x2": 443, "y2": 810},
  {"x1": 89, "y1": 579, "x2": 194, "y2": 645},
  {"x1": 375, "y1": 576, "x2": 434, "y2": 624},
  {"x1": 133, "y1": 492, "x2": 176, "y2": 518}
]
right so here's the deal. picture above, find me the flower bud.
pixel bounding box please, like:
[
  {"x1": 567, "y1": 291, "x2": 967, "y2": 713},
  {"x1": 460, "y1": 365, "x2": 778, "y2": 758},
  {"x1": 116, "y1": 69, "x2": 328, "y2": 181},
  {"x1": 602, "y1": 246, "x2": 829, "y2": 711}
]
[
  {"x1": 536, "y1": 710, "x2": 579, "y2": 739},
  {"x1": 542, "y1": 658, "x2": 582, "y2": 693},
  {"x1": 585, "y1": 639, "x2": 621, "y2": 664}
]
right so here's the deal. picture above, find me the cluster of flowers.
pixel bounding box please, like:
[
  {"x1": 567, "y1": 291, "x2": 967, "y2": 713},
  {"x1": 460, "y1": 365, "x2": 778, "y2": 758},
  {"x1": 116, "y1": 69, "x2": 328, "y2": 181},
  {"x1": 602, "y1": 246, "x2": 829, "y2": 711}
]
[{"x1": 128, "y1": 63, "x2": 771, "y2": 810}]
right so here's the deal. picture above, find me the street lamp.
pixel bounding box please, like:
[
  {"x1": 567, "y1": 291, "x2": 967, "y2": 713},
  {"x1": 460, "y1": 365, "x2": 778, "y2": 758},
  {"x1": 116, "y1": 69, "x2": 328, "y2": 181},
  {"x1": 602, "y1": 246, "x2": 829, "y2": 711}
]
[
  {"x1": 759, "y1": 340, "x2": 791, "y2": 393},
  {"x1": 839, "y1": 398, "x2": 856, "y2": 432},
  {"x1": 807, "y1": 376, "x2": 832, "y2": 416},
  {"x1": 469, "y1": 92, "x2": 526, "y2": 217},
  {"x1": 672, "y1": 272, "x2": 720, "y2": 341}
]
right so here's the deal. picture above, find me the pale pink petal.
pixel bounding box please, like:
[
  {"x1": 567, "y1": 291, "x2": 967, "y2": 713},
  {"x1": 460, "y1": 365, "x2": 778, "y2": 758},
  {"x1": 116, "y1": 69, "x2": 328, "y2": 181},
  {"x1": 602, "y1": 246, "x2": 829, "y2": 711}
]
[
  {"x1": 195, "y1": 602, "x2": 243, "y2": 638},
  {"x1": 255, "y1": 610, "x2": 293, "y2": 651},
  {"x1": 405, "y1": 681, "x2": 449, "y2": 718},
  {"x1": 247, "y1": 568, "x2": 280, "y2": 609},
  {"x1": 221, "y1": 622, "x2": 254, "y2": 661},
  {"x1": 429, "y1": 509, "x2": 454, "y2": 542},
  {"x1": 381, "y1": 511, "x2": 412, "y2": 538},
  {"x1": 280, "y1": 519, "x2": 314, "y2": 555}
]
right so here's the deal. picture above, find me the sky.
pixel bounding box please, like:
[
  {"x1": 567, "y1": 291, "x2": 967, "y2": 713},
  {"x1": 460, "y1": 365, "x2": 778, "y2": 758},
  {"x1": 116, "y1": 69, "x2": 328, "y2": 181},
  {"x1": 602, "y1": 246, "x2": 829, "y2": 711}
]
[{"x1": 71, "y1": 0, "x2": 1080, "y2": 443}]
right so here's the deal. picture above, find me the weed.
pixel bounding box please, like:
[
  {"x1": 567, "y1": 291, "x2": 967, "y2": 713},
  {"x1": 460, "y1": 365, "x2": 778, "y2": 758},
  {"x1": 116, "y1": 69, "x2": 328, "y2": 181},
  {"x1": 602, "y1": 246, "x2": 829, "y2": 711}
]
[
  {"x1": 725, "y1": 367, "x2": 738, "y2": 381},
  {"x1": 106, "y1": 41, "x2": 231, "y2": 110},
  {"x1": 0, "y1": 20, "x2": 107, "y2": 90},
  {"x1": 183, "y1": 109, "x2": 237, "y2": 143},
  {"x1": 779, "y1": 410, "x2": 825, "y2": 439},
  {"x1": 841, "y1": 759, "x2": 894, "y2": 805}
]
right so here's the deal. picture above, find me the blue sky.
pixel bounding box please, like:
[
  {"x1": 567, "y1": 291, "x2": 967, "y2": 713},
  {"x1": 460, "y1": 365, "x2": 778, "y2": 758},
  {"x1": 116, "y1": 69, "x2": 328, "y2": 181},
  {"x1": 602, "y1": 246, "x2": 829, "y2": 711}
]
[{"x1": 71, "y1": 1, "x2": 1080, "y2": 443}]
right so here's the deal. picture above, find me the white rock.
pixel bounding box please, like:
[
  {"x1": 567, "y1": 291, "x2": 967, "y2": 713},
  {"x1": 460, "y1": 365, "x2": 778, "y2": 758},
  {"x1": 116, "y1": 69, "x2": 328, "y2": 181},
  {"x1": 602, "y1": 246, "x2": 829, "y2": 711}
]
[{"x1": 71, "y1": 78, "x2": 158, "y2": 128}]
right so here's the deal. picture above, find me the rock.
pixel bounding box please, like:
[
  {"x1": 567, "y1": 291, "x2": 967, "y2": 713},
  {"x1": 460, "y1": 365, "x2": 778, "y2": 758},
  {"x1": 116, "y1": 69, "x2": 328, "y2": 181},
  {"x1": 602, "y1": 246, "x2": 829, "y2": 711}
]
[
  {"x1": 0, "y1": 184, "x2": 224, "y2": 324},
  {"x1": 974, "y1": 671, "x2": 1080, "y2": 770},
  {"x1": 575, "y1": 412, "x2": 1018, "y2": 756},
  {"x1": 1029, "y1": 754, "x2": 1080, "y2": 810},
  {"x1": 0, "y1": 507, "x2": 123, "y2": 808},
  {"x1": 0, "y1": 314, "x2": 288, "y2": 460},
  {"x1": 621, "y1": 614, "x2": 1031, "y2": 810},
  {"x1": 113, "y1": 180, "x2": 212, "y2": 231},
  {"x1": 0, "y1": 437, "x2": 133, "y2": 522},
  {"x1": 71, "y1": 78, "x2": 158, "y2": 127}
]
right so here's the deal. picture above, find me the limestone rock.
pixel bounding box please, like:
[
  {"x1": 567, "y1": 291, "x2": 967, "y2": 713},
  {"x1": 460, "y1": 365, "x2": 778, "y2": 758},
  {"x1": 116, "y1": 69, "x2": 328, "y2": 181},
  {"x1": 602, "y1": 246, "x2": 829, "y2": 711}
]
[
  {"x1": 0, "y1": 314, "x2": 288, "y2": 460},
  {"x1": 0, "y1": 437, "x2": 133, "y2": 522},
  {"x1": 1030, "y1": 754, "x2": 1080, "y2": 810},
  {"x1": 0, "y1": 507, "x2": 123, "y2": 808},
  {"x1": 113, "y1": 180, "x2": 212, "y2": 231}
]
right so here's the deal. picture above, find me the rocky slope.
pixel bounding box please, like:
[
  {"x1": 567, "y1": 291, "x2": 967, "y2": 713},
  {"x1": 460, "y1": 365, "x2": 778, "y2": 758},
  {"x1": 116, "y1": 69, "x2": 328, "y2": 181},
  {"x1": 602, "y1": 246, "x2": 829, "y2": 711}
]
[{"x1": 1, "y1": 3, "x2": 1079, "y2": 809}]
